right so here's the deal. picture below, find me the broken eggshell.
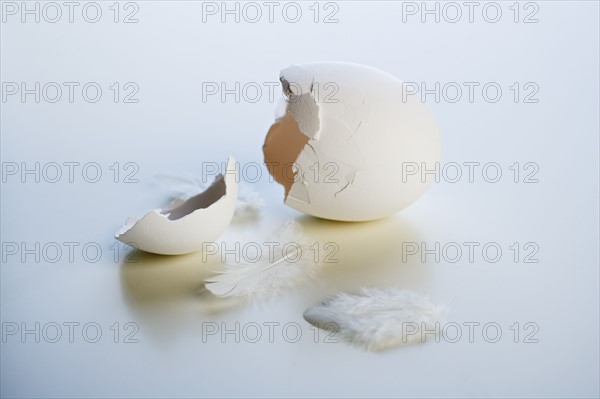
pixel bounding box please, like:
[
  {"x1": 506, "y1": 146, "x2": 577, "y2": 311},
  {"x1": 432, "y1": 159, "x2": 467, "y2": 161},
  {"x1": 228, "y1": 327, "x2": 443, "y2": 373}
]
[
  {"x1": 115, "y1": 157, "x2": 238, "y2": 255},
  {"x1": 263, "y1": 62, "x2": 441, "y2": 222}
]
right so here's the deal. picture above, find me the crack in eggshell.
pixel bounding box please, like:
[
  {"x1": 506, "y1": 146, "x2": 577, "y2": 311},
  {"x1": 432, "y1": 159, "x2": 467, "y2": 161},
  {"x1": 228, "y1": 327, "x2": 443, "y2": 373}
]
[{"x1": 265, "y1": 68, "x2": 365, "y2": 208}]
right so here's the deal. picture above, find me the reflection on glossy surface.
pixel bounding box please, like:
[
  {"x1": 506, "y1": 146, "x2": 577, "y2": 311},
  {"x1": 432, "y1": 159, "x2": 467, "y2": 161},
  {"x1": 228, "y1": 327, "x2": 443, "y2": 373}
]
[
  {"x1": 120, "y1": 250, "x2": 209, "y2": 303},
  {"x1": 120, "y1": 214, "x2": 435, "y2": 340},
  {"x1": 120, "y1": 249, "x2": 245, "y2": 340},
  {"x1": 295, "y1": 214, "x2": 434, "y2": 295}
]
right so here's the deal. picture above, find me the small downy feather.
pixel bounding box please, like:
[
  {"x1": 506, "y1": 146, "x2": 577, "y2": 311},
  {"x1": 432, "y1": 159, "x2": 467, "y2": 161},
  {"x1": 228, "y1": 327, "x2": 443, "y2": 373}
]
[
  {"x1": 232, "y1": 184, "x2": 264, "y2": 222},
  {"x1": 205, "y1": 220, "x2": 321, "y2": 299},
  {"x1": 303, "y1": 287, "x2": 447, "y2": 351}
]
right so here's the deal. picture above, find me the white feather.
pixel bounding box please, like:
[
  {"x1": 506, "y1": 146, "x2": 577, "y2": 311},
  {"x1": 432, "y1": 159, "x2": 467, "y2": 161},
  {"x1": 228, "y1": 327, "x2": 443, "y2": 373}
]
[
  {"x1": 303, "y1": 288, "x2": 447, "y2": 351},
  {"x1": 233, "y1": 184, "x2": 264, "y2": 222},
  {"x1": 205, "y1": 220, "x2": 320, "y2": 298}
]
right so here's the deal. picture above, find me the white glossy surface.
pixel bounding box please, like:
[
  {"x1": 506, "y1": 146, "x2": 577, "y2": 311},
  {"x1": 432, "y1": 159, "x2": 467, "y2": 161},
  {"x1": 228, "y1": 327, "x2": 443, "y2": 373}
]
[{"x1": 1, "y1": 1, "x2": 598, "y2": 398}]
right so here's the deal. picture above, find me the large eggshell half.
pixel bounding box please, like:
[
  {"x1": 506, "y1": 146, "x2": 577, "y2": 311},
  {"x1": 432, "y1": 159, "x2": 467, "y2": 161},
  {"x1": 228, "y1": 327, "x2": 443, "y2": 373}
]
[
  {"x1": 115, "y1": 157, "x2": 238, "y2": 255},
  {"x1": 263, "y1": 63, "x2": 441, "y2": 222}
]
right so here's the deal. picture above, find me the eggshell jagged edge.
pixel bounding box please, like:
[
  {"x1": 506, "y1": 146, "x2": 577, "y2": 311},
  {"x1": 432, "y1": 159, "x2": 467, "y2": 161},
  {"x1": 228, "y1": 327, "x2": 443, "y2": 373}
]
[
  {"x1": 277, "y1": 64, "x2": 367, "y2": 219},
  {"x1": 115, "y1": 157, "x2": 238, "y2": 255}
]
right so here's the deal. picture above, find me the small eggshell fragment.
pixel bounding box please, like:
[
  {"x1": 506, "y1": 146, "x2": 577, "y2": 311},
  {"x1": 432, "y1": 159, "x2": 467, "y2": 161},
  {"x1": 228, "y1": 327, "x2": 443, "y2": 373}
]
[
  {"x1": 115, "y1": 157, "x2": 238, "y2": 255},
  {"x1": 263, "y1": 62, "x2": 441, "y2": 222}
]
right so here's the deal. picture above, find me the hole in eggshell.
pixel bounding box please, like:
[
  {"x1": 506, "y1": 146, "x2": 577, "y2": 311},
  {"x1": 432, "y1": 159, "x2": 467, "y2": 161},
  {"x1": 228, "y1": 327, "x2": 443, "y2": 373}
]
[
  {"x1": 263, "y1": 112, "x2": 309, "y2": 198},
  {"x1": 263, "y1": 76, "x2": 321, "y2": 200},
  {"x1": 162, "y1": 175, "x2": 226, "y2": 221}
]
